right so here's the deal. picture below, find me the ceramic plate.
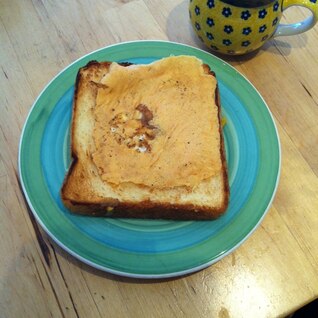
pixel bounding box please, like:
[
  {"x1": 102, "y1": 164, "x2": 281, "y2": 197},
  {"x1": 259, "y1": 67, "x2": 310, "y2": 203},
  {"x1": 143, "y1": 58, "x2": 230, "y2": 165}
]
[{"x1": 19, "y1": 41, "x2": 280, "y2": 278}]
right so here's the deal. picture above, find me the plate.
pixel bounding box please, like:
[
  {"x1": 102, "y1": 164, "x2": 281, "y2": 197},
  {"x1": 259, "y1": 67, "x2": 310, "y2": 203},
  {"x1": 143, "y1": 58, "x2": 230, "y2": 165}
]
[{"x1": 19, "y1": 41, "x2": 280, "y2": 278}]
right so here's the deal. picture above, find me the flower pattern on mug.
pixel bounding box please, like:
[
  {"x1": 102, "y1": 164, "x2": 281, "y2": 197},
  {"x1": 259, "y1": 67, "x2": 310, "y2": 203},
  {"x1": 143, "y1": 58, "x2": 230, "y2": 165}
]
[
  {"x1": 242, "y1": 27, "x2": 252, "y2": 35},
  {"x1": 259, "y1": 24, "x2": 267, "y2": 33},
  {"x1": 224, "y1": 25, "x2": 233, "y2": 34},
  {"x1": 206, "y1": 17, "x2": 215, "y2": 27},
  {"x1": 195, "y1": 5, "x2": 200, "y2": 16},
  {"x1": 189, "y1": 0, "x2": 288, "y2": 54},
  {"x1": 272, "y1": 17, "x2": 278, "y2": 26},
  {"x1": 262, "y1": 35, "x2": 269, "y2": 41},
  {"x1": 273, "y1": 1, "x2": 279, "y2": 11},
  {"x1": 222, "y1": 7, "x2": 232, "y2": 17},
  {"x1": 223, "y1": 39, "x2": 232, "y2": 46},
  {"x1": 207, "y1": 0, "x2": 215, "y2": 8},
  {"x1": 206, "y1": 32, "x2": 214, "y2": 40},
  {"x1": 258, "y1": 9, "x2": 267, "y2": 19},
  {"x1": 241, "y1": 10, "x2": 251, "y2": 20}
]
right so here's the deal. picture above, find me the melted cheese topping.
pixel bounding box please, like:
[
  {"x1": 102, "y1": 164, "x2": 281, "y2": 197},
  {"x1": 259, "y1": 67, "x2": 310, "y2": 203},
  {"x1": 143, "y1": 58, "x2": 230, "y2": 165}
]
[{"x1": 92, "y1": 56, "x2": 221, "y2": 189}]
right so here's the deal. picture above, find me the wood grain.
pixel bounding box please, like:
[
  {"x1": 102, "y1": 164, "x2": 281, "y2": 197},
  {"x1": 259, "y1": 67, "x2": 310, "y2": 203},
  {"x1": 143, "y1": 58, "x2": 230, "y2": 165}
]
[{"x1": 1, "y1": 0, "x2": 318, "y2": 317}]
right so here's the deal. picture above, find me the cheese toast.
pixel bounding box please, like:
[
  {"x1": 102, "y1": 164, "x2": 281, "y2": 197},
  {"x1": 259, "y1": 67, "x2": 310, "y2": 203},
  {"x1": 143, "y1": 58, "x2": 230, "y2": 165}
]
[{"x1": 61, "y1": 56, "x2": 229, "y2": 219}]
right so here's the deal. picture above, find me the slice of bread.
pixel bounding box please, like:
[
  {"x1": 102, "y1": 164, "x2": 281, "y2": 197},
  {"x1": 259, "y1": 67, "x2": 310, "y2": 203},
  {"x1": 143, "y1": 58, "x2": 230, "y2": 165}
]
[{"x1": 61, "y1": 56, "x2": 229, "y2": 219}]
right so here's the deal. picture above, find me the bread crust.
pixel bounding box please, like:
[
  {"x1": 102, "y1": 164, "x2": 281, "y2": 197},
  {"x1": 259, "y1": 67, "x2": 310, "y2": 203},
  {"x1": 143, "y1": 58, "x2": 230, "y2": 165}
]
[{"x1": 61, "y1": 59, "x2": 229, "y2": 220}]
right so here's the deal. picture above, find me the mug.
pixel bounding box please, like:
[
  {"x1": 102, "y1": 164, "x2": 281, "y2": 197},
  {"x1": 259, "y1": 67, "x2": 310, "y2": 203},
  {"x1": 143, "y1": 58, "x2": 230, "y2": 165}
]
[{"x1": 189, "y1": 0, "x2": 318, "y2": 55}]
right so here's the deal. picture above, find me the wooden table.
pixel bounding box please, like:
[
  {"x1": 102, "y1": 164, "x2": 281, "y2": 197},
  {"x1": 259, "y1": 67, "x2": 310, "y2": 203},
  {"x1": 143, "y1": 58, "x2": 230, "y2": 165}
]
[{"x1": 1, "y1": 1, "x2": 318, "y2": 317}]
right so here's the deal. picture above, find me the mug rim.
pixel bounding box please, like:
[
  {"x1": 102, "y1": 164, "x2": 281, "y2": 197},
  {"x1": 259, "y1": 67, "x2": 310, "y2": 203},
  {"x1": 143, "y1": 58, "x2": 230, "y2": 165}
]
[{"x1": 219, "y1": 0, "x2": 278, "y2": 8}]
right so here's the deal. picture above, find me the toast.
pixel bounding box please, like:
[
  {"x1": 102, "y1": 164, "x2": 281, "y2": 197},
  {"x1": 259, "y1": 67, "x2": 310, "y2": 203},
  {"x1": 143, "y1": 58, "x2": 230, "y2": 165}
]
[{"x1": 61, "y1": 56, "x2": 229, "y2": 219}]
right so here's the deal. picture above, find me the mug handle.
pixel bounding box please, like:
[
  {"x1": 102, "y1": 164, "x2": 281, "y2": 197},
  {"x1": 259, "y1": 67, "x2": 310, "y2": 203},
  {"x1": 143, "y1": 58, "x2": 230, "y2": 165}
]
[{"x1": 274, "y1": 0, "x2": 318, "y2": 37}]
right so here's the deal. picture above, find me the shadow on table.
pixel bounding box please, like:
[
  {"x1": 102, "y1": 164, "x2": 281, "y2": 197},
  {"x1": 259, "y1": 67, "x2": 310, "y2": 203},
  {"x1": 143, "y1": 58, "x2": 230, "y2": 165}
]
[
  {"x1": 165, "y1": 0, "x2": 308, "y2": 63},
  {"x1": 287, "y1": 298, "x2": 318, "y2": 318}
]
